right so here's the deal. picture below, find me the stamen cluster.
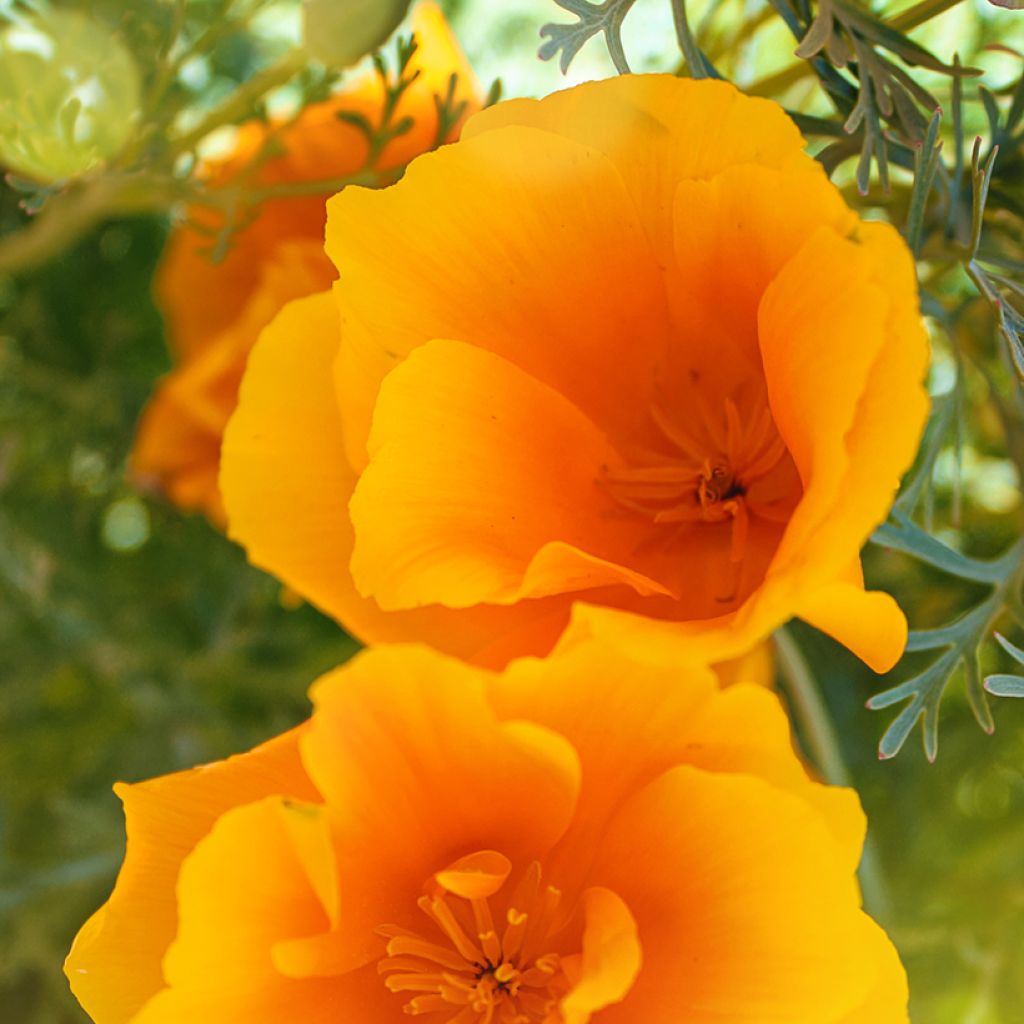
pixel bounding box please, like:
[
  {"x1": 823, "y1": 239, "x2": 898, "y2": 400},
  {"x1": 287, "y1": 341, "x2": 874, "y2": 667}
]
[{"x1": 378, "y1": 859, "x2": 567, "y2": 1023}]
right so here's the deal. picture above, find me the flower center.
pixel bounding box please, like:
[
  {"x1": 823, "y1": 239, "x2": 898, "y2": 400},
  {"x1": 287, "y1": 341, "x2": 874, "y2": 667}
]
[
  {"x1": 377, "y1": 852, "x2": 570, "y2": 1023},
  {"x1": 603, "y1": 394, "x2": 794, "y2": 563}
]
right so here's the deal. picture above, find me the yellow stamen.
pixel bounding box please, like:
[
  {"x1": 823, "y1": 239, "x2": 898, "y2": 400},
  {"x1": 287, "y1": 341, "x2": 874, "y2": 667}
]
[
  {"x1": 602, "y1": 391, "x2": 794, "y2": 566},
  {"x1": 377, "y1": 856, "x2": 569, "y2": 1023}
]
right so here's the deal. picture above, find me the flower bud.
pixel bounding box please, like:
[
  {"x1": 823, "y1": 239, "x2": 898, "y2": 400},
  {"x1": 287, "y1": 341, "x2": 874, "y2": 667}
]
[
  {"x1": 0, "y1": 9, "x2": 140, "y2": 182},
  {"x1": 302, "y1": 0, "x2": 413, "y2": 68}
]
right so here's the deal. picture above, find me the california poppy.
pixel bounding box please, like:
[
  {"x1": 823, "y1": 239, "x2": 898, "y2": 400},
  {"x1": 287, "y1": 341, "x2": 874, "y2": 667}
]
[
  {"x1": 222, "y1": 75, "x2": 928, "y2": 671},
  {"x1": 66, "y1": 640, "x2": 906, "y2": 1022},
  {"x1": 132, "y1": 3, "x2": 478, "y2": 522}
]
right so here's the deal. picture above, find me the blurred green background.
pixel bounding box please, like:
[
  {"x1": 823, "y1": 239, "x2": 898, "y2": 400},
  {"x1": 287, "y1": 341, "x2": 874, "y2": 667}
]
[{"x1": 2, "y1": 1, "x2": 1024, "y2": 1022}]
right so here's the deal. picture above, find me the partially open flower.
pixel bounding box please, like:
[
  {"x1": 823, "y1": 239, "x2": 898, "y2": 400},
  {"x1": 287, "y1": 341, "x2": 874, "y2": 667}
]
[
  {"x1": 222, "y1": 74, "x2": 928, "y2": 671},
  {"x1": 132, "y1": 2, "x2": 478, "y2": 522},
  {"x1": 66, "y1": 640, "x2": 907, "y2": 1023}
]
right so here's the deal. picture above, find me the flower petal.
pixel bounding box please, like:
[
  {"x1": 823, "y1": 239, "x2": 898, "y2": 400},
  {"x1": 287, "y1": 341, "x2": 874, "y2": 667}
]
[
  {"x1": 288, "y1": 645, "x2": 581, "y2": 973},
  {"x1": 683, "y1": 681, "x2": 867, "y2": 874},
  {"x1": 326, "y1": 123, "x2": 671, "y2": 466},
  {"x1": 560, "y1": 887, "x2": 642, "y2": 1024},
  {"x1": 221, "y1": 292, "x2": 571, "y2": 665},
  {"x1": 795, "y1": 566, "x2": 909, "y2": 674},
  {"x1": 758, "y1": 227, "x2": 889, "y2": 554},
  {"x1": 303, "y1": 645, "x2": 581, "y2": 865},
  {"x1": 490, "y1": 640, "x2": 718, "y2": 848},
  {"x1": 492, "y1": 639, "x2": 863, "y2": 879},
  {"x1": 221, "y1": 291, "x2": 354, "y2": 617},
  {"x1": 129, "y1": 798, "x2": 391, "y2": 1024},
  {"x1": 670, "y1": 162, "x2": 857, "y2": 378},
  {"x1": 839, "y1": 917, "x2": 910, "y2": 1024},
  {"x1": 591, "y1": 765, "x2": 888, "y2": 1023},
  {"x1": 755, "y1": 221, "x2": 927, "y2": 669},
  {"x1": 463, "y1": 75, "x2": 811, "y2": 257},
  {"x1": 712, "y1": 638, "x2": 775, "y2": 688},
  {"x1": 350, "y1": 338, "x2": 672, "y2": 610},
  {"x1": 154, "y1": 1, "x2": 477, "y2": 362},
  {"x1": 64, "y1": 729, "x2": 317, "y2": 1024},
  {"x1": 135, "y1": 240, "x2": 334, "y2": 522}
]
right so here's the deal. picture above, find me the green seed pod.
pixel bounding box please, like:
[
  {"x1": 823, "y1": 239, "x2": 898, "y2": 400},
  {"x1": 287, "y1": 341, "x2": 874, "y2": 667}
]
[
  {"x1": 302, "y1": 0, "x2": 413, "y2": 68},
  {"x1": 0, "y1": 9, "x2": 141, "y2": 183}
]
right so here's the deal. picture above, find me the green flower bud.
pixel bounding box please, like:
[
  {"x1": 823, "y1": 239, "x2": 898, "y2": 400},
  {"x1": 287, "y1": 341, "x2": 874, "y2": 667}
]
[
  {"x1": 0, "y1": 9, "x2": 141, "y2": 183},
  {"x1": 302, "y1": 0, "x2": 413, "y2": 68}
]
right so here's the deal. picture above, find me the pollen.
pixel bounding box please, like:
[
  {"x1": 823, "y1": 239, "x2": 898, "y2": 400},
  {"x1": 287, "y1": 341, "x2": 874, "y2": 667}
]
[{"x1": 377, "y1": 852, "x2": 569, "y2": 1023}]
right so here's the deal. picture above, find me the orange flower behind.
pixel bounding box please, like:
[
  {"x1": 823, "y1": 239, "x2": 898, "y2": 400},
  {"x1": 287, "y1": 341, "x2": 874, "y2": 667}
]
[
  {"x1": 132, "y1": 2, "x2": 479, "y2": 522},
  {"x1": 222, "y1": 74, "x2": 929, "y2": 671},
  {"x1": 66, "y1": 640, "x2": 907, "y2": 1023}
]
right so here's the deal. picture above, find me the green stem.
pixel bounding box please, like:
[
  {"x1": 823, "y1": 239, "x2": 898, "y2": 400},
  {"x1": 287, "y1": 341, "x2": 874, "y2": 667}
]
[
  {"x1": 891, "y1": 0, "x2": 966, "y2": 31},
  {"x1": 0, "y1": 174, "x2": 192, "y2": 276},
  {"x1": 775, "y1": 627, "x2": 853, "y2": 785},
  {"x1": 0, "y1": 181, "x2": 113, "y2": 276},
  {"x1": 166, "y1": 47, "x2": 308, "y2": 159},
  {"x1": 671, "y1": 0, "x2": 708, "y2": 79},
  {"x1": 775, "y1": 626, "x2": 893, "y2": 923}
]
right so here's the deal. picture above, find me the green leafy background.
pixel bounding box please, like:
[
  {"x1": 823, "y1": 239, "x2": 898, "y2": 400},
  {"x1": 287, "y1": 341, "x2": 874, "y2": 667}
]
[{"x1": 2, "y1": 1, "x2": 1024, "y2": 1022}]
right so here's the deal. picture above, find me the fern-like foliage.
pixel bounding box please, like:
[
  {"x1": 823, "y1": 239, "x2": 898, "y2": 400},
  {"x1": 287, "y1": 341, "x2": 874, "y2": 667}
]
[
  {"x1": 768, "y1": 0, "x2": 977, "y2": 193},
  {"x1": 538, "y1": 0, "x2": 638, "y2": 75},
  {"x1": 868, "y1": 391, "x2": 1024, "y2": 760},
  {"x1": 985, "y1": 633, "x2": 1024, "y2": 697}
]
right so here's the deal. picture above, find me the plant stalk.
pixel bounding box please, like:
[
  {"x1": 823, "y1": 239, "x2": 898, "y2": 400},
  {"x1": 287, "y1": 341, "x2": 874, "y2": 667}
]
[{"x1": 775, "y1": 626, "x2": 893, "y2": 924}]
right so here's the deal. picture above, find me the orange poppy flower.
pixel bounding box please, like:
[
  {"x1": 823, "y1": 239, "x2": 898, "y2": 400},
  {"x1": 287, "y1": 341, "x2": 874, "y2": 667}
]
[
  {"x1": 131, "y1": 2, "x2": 479, "y2": 522},
  {"x1": 66, "y1": 640, "x2": 907, "y2": 1023},
  {"x1": 222, "y1": 75, "x2": 928, "y2": 672}
]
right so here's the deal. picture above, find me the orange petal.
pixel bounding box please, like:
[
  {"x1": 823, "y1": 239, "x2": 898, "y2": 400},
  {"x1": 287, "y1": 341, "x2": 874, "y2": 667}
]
[
  {"x1": 754, "y1": 222, "x2": 926, "y2": 669},
  {"x1": 759, "y1": 227, "x2": 889, "y2": 545},
  {"x1": 492, "y1": 638, "x2": 863, "y2": 881},
  {"x1": 220, "y1": 291, "x2": 574, "y2": 665},
  {"x1": 560, "y1": 887, "x2": 642, "y2": 1024},
  {"x1": 463, "y1": 75, "x2": 812, "y2": 258},
  {"x1": 670, "y1": 162, "x2": 857, "y2": 374},
  {"x1": 290, "y1": 645, "x2": 581, "y2": 972},
  {"x1": 839, "y1": 917, "x2": 910, "y2": 1024},
  {"x1": 134, "y1": 240, "x2": 334, "y2": 522},
  {"x1": 590, "y1": 765, "x2": 890, "y2": 1023},
  {"x1": 155, "y1": 2, "x2": 477, "y2": 363},
  {"x1": 130, "y1": 798, "x2": 393, "y2": 1024},
  {"x1": 792, "y1": 222, "x2": 927, "y2": 670},
  {"x1": 163, "y1": 799, "x2": 332, "y2": 988},
  {"x1": 682, "y1": 681, "x2": 867, "y2": 874},
  {"x1": 131, "y1": 973, "x2": 359, "y2": 1024},
  {"x1": 220, "y1": 291, "x2": 354, "y2": 619},
  {"x1": 64, "y1": 728, "x2": 317, "y2": 1024},
  {"x1": 712, "y1": 638, "x2": 775, "y2": 688},
  {"x1": 491, "y1": 640, "x2": 718, "y2": 858},
  {"x1": 435, "y1": 201, "x2": 919, "y2": 672},
  {"x1": 380, "y1": 1, "x2": 480, "y2": 165},
  {"x1": 795, "y1": 571, "x2": 909, "y2": 674},
  {"x1": 303, "y1": 646, "x2": 581, "y2": 865},
  {"x1": 326, "y1": 123, "x2": 671, "y2": 467},
  {"x1": 274, "y1": 2, "x2": 480, "y2": 177},
  {"x1": 434, "y1": 850, "x2": 512, "y2": 900},
  {"x1": 350, "y1": 338, "x2": 672, "y2": 610}
]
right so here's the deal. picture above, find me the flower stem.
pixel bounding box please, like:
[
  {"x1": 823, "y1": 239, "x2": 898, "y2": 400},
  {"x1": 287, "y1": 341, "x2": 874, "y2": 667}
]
[
  {"x1": 891, "y1": 0, "x2": 966, "y2": 31},
  {"x1": 775, "y1": 626, "x2": 893, "y2": 923},
  {"x1": 671, "y1": 0, "x2": 708, "y2": 79},
  {"x1": 167, "y1": 48, "x2": 309, "y2": 159}
]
